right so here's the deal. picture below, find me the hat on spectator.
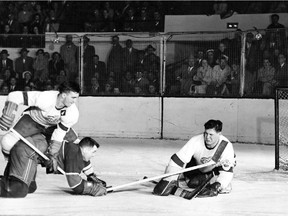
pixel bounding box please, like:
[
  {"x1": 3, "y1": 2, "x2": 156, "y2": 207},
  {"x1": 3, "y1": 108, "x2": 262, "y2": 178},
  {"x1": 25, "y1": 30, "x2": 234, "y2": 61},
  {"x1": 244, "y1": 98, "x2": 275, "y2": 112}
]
[
  {"x1": 36, "y1": 49, "x2": 44, "y2": 55},
  {"x1": 145, "y1": 45, "x2": 156, "y2": 52},
  {"x1": 20, "y1": 48, "x2": 29, "y2": 53},
  {"x1": 22, "y1": 71, "x2": 32, "y2": 79},
  {"x1": 206, "y1": 49, "x2": 214, "y2": 53},
  {"x1": 0, "y1": 50, "x2": 9, "y2": 56},
  {"x1": 83, "y1": 35, "x2": 90, "y2": 42}
]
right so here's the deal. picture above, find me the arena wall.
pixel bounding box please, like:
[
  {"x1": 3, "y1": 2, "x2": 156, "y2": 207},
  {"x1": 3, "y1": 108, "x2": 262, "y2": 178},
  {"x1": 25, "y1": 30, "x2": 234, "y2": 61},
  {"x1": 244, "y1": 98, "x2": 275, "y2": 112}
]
[{"x1": 0, "y1": 97, "x2": 274, "y2": 144}]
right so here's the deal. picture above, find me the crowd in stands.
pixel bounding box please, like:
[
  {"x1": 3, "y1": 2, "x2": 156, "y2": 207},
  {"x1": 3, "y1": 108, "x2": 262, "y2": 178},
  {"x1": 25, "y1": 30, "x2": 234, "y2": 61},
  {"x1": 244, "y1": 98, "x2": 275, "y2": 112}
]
[
  {"x1": 0, "y1": 1, "x2": 288, "y2": 34},
  {"x1": 166, "y1": 13, "x2": 287, "y2": 97}
]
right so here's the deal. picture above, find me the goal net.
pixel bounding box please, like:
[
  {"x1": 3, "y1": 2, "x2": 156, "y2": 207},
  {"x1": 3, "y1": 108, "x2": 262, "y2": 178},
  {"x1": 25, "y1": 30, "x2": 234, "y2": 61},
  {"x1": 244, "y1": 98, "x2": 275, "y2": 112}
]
[{"x1": 275, "y1": 88, "x2": 288, "y2": 171}]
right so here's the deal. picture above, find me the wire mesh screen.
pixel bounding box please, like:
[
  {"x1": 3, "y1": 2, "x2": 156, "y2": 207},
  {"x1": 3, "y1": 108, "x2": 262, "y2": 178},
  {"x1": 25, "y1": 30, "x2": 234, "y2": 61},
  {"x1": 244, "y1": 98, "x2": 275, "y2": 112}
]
[
  {"x1": 276, "y1": 88, "x2": 288, "y2": 171},
  {"x1": 164, "y1": 32, "x2": 241, "y2": 97}
]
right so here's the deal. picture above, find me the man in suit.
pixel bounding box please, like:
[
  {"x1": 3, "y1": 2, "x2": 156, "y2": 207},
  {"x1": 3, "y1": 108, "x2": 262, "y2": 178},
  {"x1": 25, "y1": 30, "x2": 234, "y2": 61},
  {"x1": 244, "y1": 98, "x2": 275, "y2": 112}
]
[
  {"x1": 122, "y1": 39, "x2": 138, "y2": 72},
  {"x1": 83, "y1": 35, "x2": 95, "y2": 69},
  {"x1": 14, "y1": 48, "x2": 34, "y2": 80},
  {"x1": 6, "y1": 13, "x2": 20, "y2": 34},
  {"x1": 85, "y1": 55, "x2": 106, "y2": 91},
  {"x1": 275, "y1": 54, "x2": 288, "y2": 87},
  {"x1": 0, "y1": 50, "x2": 14, "y2": 73}
]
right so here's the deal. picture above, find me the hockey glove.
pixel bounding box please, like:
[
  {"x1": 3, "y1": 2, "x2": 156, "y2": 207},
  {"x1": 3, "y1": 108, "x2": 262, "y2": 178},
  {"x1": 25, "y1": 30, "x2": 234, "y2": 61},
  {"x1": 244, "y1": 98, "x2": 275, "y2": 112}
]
[
  {"x1": 197, "y1": 182, "x2": 221, "y2": 198},
  {"x1": 153, "y1": 179, "x2": 177, "y2": 196},
  {"x1": 45, "y1": 154, "x2": 58, "y2": 174},
  {"x1": 83, "y1": 181, "x2": 107, "y2": 196},
  {"x1": 0, "y1": 101, "x2": 18, "y2": 131},
  {"x1": 87, "y1": 174, "x2": 107, "y2": 187}
]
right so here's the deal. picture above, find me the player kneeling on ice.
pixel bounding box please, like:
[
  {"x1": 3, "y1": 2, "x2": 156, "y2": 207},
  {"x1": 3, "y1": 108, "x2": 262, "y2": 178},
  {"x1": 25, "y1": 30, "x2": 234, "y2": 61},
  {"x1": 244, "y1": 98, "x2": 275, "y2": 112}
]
[
  {"x1": 0, "y1": 137, "x2": 107, "y2": 198},
  {"x1": 153, "y1": 119, "x2": 236, "y2": 199}
]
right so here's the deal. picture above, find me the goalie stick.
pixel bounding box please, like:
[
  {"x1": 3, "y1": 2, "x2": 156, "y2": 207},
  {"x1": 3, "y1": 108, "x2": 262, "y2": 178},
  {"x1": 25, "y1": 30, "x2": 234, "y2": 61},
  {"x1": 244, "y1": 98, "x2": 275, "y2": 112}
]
[{"x1": 107, "y1": 140, "x2": 228, "y2": 192}]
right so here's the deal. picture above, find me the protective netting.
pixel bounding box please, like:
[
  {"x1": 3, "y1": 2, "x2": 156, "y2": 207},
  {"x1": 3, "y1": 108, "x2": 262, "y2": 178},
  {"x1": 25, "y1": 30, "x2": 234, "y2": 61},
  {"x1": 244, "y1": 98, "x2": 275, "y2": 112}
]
[{"x1": 276, "y1": 89, "x2": 288, "y2": 171}]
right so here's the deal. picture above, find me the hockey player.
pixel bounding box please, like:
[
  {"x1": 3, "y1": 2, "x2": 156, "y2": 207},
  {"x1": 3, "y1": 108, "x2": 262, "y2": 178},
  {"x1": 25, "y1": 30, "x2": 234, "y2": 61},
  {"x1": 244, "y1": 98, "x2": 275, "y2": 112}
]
[
  {"x1": 0, "y1": 136, "x2": 107, "y2": 197},
  {"x1": 153, "y1": 119, "x2": 236, "y2": 199}
]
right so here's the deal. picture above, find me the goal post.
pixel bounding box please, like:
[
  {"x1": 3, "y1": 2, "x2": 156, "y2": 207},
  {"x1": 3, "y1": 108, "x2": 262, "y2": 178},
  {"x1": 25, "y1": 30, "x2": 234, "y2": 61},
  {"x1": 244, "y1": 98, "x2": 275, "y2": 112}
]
[{"x1": 275, "y1": 87, "x2": 288, "y2": 171}]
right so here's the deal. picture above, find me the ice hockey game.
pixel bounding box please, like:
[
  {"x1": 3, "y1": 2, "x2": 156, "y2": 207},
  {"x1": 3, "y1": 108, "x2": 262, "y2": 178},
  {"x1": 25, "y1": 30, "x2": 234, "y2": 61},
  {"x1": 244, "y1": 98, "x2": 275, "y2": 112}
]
[{"x1": 0, "y1": 1, "x2": 287, "y2": 216}]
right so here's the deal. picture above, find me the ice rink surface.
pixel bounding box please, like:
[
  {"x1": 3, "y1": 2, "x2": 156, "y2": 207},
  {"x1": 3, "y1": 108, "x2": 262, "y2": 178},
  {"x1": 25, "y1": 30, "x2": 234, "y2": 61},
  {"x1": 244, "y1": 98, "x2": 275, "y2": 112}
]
[{"x1": 0, "y1": 137, "x2": 287, "y2": 216}]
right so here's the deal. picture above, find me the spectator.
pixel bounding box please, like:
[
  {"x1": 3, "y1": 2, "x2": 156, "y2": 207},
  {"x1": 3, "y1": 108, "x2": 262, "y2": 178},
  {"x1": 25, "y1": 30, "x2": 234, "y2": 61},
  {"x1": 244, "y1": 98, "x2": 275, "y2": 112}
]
[
  {"x1": 150, "y1": 11, "x2": 164, "y2": 32},
  {"x1": 33, "y1": 49, "x2": 49, "y2": 83},
  {"x1": 19, "y1": 70, "x2": 33, "y2": 90},
  {"x1": 15, "y1": 48, "x2": 34, "y2": 79},
  {"x1": 275, "y1": 54, "x2": 288, "y2": 87},
  {"x1": 123, "y1": 7, "x2": 136, "y2": 32},
  {"x1": 267, "y1": 14, "x2": 285, "y2": 29},
  {"x1": 107, "y1": 35, "x2": 123, "y2": 82},
  {"x1": 43, "y1": 9, "x2": 60, "y2": 32},
  {"x1": 175, "y1": 54, "x2": 198, "y2": 95},
  {"x1": 148, "y1": 84, "x2": 158, "y2": 95},
  {"x1": 206, "y1": 49, "x2": 216, "y2": 68},
  {"x1": 122, "y1": 39, "x2": 138, "y2": 72},
  {"x1": 245, "y1": 32, "x2": 259, "y2": 73},
  {"x1": 226, "y1": 61, "x2": 240, "y2": 96},
  {"x1": 84, "y1": 76, "x2": 100, "y2": 95},
  {"x1": 17, "y1": 25, "x2": 34, "y2": 48},
  {"x1": 0, "y1": 24, "x2": 13, "y2": 47},
  {"x1": 2, "y1": 68, "x2": 13, "y2": 85},
  {"x1": 83, "y1": 35, "x2": 95, "y2": 69},
  {"x1": 214, "y1": 41, "x2": 229, "y2": 64},
  {"x1": 0, "y1": 50, "x2": 14, "y2": 73},
  {"x1": 85, "y1": 54, "x2": 106, "y2": 91},
  {"x1": 101, "y1": 82, "x2": 113, "y2": 95},
  {"x1": 194, "y1": 49, "x2": 205, "y2": 69},
  {"x1": 147, "y1": 71, "x2": 159, "y2": 92},
  {"x1": 6, "y1": 13, "x2": 20, "y2": 34},
  {"x1": 56, "y1": 69, "x2": 68, "y2": 85},
  {"x1": 30, "y1": 13, "x2": 43, "y2": 33},
  {"x1": 256, "y1": 58, "x2": 276, "y2": 96},
  {"x1": 0, "y1": 84, "x2": 9, "y2": 95},
  {"x1": 89, "y1": 9, "x2": 103, "y2": 32},
  {"x1": 136, "y1": 8, "x2": 151, "y2": 32},
  {"x1": 18, "y1": 3, "x2": 33, "y2": 27},
  {"x1": 100, "y1": 9, "x2": 116, "y2": 32},
  {"x1": 8, "y1": 76, "x2": 20, "y2": 92},
  {"x1": 103, "y1": 1, "x2": 114, "y2": 20},
  {"x1": 121, "y1": 71, "x2": 135, "y2": 94},
  {"x1": 60, "y1": 34, "x2": 79, "y2": 82},
  {"x1": 143, "y1": 44, "x2": 160, "y2": 73},
  {"x1": 48, "y1": 52, "x2": 64, "y2": 82},
  {"x1": 192, "y1": 58, "x2": 213, "y2": 94},
  {"x1": 135, "y1": 50, "x2": 146, "y2": 71},
  {"x1": 207, "y1": 56, "x2": 231, "y2": 95},
  {"x1": 134, "y1": 70, "x2": 149, "y2": 94}
]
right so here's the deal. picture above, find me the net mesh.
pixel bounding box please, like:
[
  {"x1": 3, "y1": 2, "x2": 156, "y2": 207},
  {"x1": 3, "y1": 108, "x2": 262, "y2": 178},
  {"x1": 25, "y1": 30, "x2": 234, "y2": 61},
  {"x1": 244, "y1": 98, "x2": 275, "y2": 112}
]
[{"x1": 277, "y1": 89, "x2": 288, "y2": 171}]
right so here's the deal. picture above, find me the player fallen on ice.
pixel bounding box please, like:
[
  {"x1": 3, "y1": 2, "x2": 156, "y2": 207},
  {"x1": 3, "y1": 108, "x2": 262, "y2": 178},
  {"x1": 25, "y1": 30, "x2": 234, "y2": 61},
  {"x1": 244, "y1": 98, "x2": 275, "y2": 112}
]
[
  {"x1": 153, "y1": 119, "x2": 236, "y2": 198},
  {"x1": 0, "y1": 136, "x2": 107, "y2": 197}
]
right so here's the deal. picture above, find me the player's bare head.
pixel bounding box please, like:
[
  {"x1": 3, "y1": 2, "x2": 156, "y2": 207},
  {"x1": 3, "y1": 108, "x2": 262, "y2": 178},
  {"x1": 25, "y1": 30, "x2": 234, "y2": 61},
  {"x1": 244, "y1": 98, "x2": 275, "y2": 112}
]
[
  {"x1": 58, "y1": 81, "x2": 80, "y2": 94},
  {"x1": 204, "y1": 119, "x2": 222, "y2": 133},
  {"x1": 79, "y1": 137, "x2": 100, "y2": 161}
]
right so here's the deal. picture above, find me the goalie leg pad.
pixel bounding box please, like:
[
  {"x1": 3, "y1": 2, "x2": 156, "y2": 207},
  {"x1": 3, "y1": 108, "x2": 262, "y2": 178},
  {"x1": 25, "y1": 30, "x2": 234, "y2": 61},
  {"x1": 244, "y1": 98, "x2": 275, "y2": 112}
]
[
  {"x1": 197, "y1": 182, "x2": 221, "y2": 198},
  {"x1": 83, "y1": 181, "x2": 107, "y2": 196},
  {"x1": 1, "y1": 131, "x2": 20, "y2": 155},
  {"x1": 153, "y1": 179, "x2": 177, "y2": 196}
]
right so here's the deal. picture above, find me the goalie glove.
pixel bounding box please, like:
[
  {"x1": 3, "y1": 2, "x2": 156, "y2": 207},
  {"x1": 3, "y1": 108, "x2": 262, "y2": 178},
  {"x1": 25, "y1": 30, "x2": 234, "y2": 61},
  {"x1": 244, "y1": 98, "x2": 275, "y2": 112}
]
[
  {"x1": 87, "y1": 174, "x2": 107, "y2": 187},
  {"x1": 197, "y1": 182, "x2": 221, "y2": 198},
  {"x1": 83, "y1": 181, "x2": 107, "y2": 196},
  {"x1": 0, "y1": 101, "x2": 18, "y2": 131},
  {"x1": 44, "y1": 153, "x2": 59, "y2": 174}
]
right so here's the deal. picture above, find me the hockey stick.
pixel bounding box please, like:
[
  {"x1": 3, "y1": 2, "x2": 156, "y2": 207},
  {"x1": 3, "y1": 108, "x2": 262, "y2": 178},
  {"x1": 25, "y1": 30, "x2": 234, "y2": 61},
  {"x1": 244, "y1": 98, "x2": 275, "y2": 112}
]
[
  {"x1": 10, "y1": 128, "x2": 66, "y2": 175},
  {"x1": 107, "y1": 141, "x2": 227, "y2": 192}
]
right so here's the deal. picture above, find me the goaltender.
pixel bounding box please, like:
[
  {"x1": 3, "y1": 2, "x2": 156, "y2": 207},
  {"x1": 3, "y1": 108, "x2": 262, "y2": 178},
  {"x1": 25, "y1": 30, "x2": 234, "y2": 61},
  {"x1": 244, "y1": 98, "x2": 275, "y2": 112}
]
[{"x1": 153, "y1": 119, "x2": 236, "y2": 199}]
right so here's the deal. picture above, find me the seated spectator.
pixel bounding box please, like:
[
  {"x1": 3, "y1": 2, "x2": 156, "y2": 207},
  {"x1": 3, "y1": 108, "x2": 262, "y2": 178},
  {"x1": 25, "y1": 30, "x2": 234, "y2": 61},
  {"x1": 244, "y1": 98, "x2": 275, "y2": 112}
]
[
  {"x1": 134, "y1": 85, "x2": 145, "y2": 95},
  {"x1": 100, "y1": 82, "x2": 113, "y2": 95},
  {"x1": 226, "y1": 61, "x2": 240, "y2": 96},
  {"x1": 43, "y1": 9, "x2": 60, "y2": 32},
  {"x1": 136, "y1": 8, "x2": 151, "y2": 32},
  {"x1": 147, "y1": 84, "x2": 159, "y2": 96},
  {"x1": 123, "y1": 7, "x2": 136, "y2": 32},
  {"x1": 30, "y1": 13, "x2": 44, "y2": 33},
  {"x1": 33, "y1": 49, "x2": 48, "y2": 83},
  {"x1": 23, "y1": 85, "x2": 31, "y2": 91},
  {"x1": 18, "y1": 3, "x2": 33, "y2": 27},
  {"x1": 206, "y1": 49, "x2": 216, "y2": 68},
  {"x1": 0, "y1": 24, "x2": 13, "y2": 47},
  {"x1": 192, "y1": 58, "x2": 213, "y2": 94},
  {"x1": 194, "y1": 49, "x2": 205, "y2": 69},
  {"x1": 214, "y1": 41, "x2": 229, "y2": 64},
  {"x1": 0, "y1": 50, "x2": 14, "y2": 73},
  {"x1": 19, "y1": 70, "x2": 33, "y2": 90},
  {"x1": 150, "y1": 11, "x2": 164, "y2": 32},
  {"x1": 6, "y1": 13, "x2": 20, "y2": 34},
  {"x1": 255, "y1": 58, "x2": 276, "y2": 96},
  {"x1": 84, "y1": 76, "x2": 100, "y2": 95},
  {"x1": 0, "y1": 84, "x2": 9, "y2": 95},
  {"x1": 275, "y1": 54, "x2": 288, "y2": 87},
  {"x1": 207, "y1": 56, "x2": 231, "y2": 95},
  {"x1": 56, "y1": 69, "x2": 68, "y2": 85},
  {"x1": 147, "y1": 71, "x2": 159, "y2": 92},
  {"x1": 100, "y1": 9, "x2": 116, "y2": 32},
  {"x1": 134, "y1": 71, "x2": 149, "y2": 94},
  {"x1": 17, "y1": 25, "x2": 34, "y2": 47},
  {"x1": 121, "y1": 71, "x2": 135, "y2": 94},
  {"x1": 8, "y1": 77, "x2": 20, "y2": 92},
  {"x1": 15, "y1": 48, "x2": 34, "y2": 80},
  {"x1": 2, "y1": 68, "x2": 13, "y2": 84},
  {"x1": 175, "y1": 54, "x2": 197, "y2": 95},
  {"x1": 113, "y1": 86, "x2": 121, "y2": 95},
  {"x1": 48, "y1": 52, "x2": 64, "y2": 82}
]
